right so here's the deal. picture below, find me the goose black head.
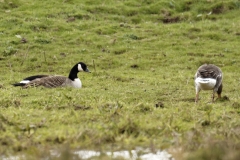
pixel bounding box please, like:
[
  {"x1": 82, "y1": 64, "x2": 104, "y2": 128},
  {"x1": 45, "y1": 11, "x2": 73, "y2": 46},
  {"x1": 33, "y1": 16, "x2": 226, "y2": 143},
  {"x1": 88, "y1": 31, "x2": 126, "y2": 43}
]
[
  {"x1": 68, "y1": 62, "x2": 90, "y2": 81},
  {"x1": 77, "y1": 62, "x2": 90, "y2": 72}
]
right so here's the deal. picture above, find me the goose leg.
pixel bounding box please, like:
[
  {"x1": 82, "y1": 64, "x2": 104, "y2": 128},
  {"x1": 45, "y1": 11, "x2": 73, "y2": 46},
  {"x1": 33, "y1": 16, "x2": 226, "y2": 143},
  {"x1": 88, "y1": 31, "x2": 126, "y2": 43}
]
[
  {"x1": 218, "y1": 94, "x2": 221, "y2": 99},
  {"x1": 212, "y1": 91, "x2": 215, "y2": 102},
  {"x1": 195, "y1": 92, "x2": 199, "y2": 103}
]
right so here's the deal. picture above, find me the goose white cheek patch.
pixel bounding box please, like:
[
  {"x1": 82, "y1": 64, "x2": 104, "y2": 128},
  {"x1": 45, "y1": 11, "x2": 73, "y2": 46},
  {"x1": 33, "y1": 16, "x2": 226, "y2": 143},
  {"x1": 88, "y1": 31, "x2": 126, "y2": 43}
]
[{"x1": 78, "y1": 64, "x2": 83, "y2": 71}]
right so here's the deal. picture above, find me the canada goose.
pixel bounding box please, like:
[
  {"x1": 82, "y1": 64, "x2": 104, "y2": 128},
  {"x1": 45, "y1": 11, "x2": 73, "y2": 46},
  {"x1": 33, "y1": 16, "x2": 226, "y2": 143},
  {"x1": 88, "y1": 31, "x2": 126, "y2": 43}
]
[
  {"x1": 194, "y1": 64, "x2": 223, "y2": 103},
  {"x1": 13, "y1": 62, "x2": 90, "y2": 88}
]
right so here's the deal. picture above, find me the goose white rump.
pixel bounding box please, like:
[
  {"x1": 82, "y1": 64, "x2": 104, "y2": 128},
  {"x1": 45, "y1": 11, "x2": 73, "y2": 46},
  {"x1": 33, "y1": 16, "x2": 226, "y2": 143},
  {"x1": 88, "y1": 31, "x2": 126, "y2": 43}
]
[{"x1": 195, "y1": 77, "x2": 216, "y2": 90}]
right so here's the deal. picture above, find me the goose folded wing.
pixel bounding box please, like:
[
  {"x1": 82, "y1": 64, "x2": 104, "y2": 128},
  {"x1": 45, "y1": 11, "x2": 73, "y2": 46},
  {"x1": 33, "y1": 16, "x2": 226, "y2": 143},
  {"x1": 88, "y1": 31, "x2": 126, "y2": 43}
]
[
  {"x1": 24, "y1": 76, "x2": 67, "y2": 88},
  {"x1": 214, "y1": 74, "x2": 223, "y2": 92},
  {"x1": 198, "y1": 69, "x2": 218, "y2": 79}
]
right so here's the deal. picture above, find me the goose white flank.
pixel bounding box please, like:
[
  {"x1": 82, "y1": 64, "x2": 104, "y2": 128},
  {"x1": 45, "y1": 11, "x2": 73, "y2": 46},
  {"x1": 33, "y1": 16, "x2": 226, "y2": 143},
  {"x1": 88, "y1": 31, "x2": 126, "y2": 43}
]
[{"x1": 13, "y1": 62, "x2": 90, "y2": 88}]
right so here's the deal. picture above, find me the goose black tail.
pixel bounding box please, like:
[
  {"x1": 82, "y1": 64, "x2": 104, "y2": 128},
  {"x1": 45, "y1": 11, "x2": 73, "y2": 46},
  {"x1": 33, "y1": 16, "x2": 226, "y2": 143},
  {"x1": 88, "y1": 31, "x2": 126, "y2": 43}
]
[{"x1": 12, "y1": 83, "x2": 26, "y2": 87}]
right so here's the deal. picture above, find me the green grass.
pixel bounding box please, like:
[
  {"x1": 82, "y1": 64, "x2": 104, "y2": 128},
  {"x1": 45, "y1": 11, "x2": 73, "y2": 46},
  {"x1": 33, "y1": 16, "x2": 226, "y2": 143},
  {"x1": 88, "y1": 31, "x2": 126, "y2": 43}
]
[{"x1": 1, "y1": 0, "x2": 240, "y2": 159}]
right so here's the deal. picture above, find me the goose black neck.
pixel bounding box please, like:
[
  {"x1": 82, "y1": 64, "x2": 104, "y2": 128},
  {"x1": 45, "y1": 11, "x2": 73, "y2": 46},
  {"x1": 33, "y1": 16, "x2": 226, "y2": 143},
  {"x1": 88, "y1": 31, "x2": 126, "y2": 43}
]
[{"x1": 68, "y1": 67, "x2": 78, "y2": 81}]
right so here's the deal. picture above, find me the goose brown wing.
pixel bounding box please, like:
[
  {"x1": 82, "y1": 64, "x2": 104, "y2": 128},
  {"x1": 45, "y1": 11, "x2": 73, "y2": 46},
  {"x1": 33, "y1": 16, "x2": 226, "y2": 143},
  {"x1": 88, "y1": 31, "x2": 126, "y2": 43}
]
[
  {"x1": 214, "y1": 74, "x2": 223, "y2": 92},
  {"x1": 24, "y1": 76, "x2": 67, "y2": 88},
  {"x1": 23, "y1": 75, "x2": 49, "y2": 81},
  {"x1": 196, "y1": 64, "x2": 221, "y2": 79},
  {"x1": 198, "y1": 69, "x2": 217, "y2": 78}
]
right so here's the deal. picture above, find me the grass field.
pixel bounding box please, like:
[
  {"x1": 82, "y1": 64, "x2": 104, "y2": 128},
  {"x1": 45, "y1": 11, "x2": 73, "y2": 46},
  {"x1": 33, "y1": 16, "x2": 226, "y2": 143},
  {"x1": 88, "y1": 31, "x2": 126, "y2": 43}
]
[{"x1": 1, "y1": 0, "x2": 240, "y2": 159}]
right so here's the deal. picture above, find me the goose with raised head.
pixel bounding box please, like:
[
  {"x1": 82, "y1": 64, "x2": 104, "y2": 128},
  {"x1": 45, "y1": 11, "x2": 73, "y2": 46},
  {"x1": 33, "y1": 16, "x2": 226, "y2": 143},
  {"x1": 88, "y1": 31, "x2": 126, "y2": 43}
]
[{"x1": 13, "y1": 62, "x2": 90, "y2": 88}]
